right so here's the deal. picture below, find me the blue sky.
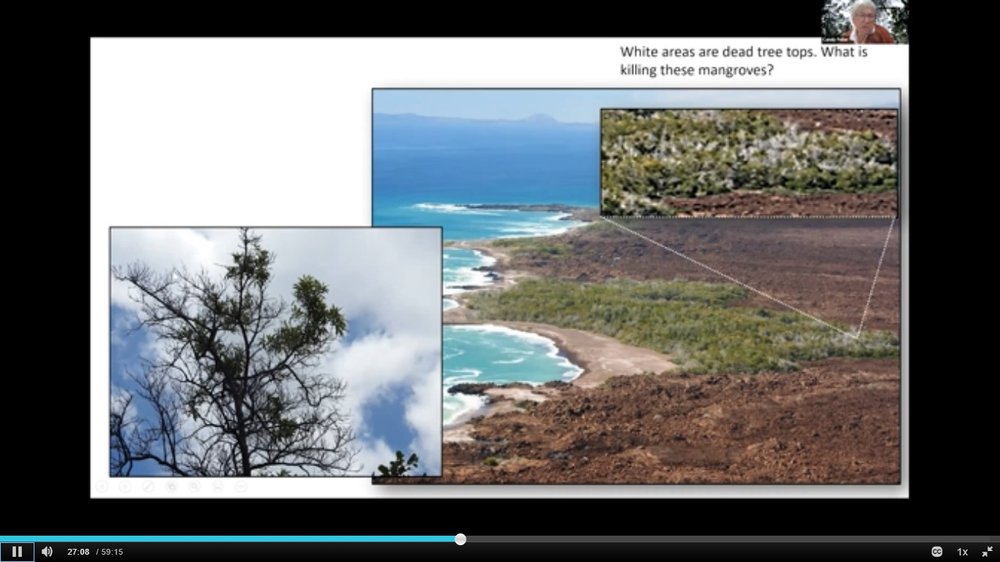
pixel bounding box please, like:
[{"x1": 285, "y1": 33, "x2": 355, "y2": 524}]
[
  {"x1": 110, "y1": 228, "x2": 442, "y2": 477},
  {"x1": 374, "y1": 89, "x2": 900, "y2": 124}
]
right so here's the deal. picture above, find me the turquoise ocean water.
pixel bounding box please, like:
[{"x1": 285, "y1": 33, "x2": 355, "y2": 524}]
[{"x1": 373, "y1": 113, "x2": 598, "y2": 424}]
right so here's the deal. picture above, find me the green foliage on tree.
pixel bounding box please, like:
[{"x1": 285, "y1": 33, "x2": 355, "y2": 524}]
[
  {"x1": 888, "y1": 0, "x2": 909, "y2": 43},
  {"x1": 376, "y1": 451, "x2": 420, "y2": 477},
  {"x1": 822, "y1": 0, "x2": 852, "y2": 39},
  {"x1": 111, "y1": 228, "x2": 357, "y2": 476}
]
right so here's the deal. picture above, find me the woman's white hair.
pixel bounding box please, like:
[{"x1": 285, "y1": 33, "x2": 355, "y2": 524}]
[{"x1": 850, "y1": 0, "x2": 877, "y2": 18}]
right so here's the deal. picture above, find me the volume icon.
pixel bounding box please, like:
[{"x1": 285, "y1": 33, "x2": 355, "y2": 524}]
[{"x1": 42, "y1": 546, "x2": 53, "y2": 558}]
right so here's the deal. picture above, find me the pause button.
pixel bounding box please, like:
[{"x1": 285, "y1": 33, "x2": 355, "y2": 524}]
[{"x1": 0, "y1": 543, "x2": 34, "y2": 561}]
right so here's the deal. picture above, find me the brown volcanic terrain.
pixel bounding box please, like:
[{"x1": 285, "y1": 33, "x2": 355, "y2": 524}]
[
  {"x1": 659, "y1": 191, "x2": 897, "y2": 218},
  {"x1": 763, "y1": 109, "x2": 898, "y2": 143},
  {"x1": 442, "y1": 358, "x2": 898, "y2": 484},
  {"x1": 408, "y1": 218, "x2": 900, "y2": 485}
]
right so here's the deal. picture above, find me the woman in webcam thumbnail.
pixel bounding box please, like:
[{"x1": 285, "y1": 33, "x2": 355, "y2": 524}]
[{"x1": 842, "y1": 0, "x2": 894, "y2": 44}]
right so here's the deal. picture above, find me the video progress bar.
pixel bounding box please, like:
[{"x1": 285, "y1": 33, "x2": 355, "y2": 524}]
[{"x1": 1, "y1": 537, "x2": 996, "y2": 561}]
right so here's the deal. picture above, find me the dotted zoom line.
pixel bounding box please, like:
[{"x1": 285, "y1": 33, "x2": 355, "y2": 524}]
[
  {"x1": 855, "y1": 216, "x2": 896, "y2": 336},
  {"x1": 599, "y1": 216, "x2": 896, "y2": 339}
]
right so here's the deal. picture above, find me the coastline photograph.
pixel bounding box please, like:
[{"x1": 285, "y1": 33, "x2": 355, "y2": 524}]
[{"x1": 372, "y1": 89, "x2": 901, "y2": 484}]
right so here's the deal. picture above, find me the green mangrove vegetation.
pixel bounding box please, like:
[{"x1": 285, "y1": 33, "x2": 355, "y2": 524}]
[{"x1": 466, "y1": 278, "x2": 898, "y2": 374}]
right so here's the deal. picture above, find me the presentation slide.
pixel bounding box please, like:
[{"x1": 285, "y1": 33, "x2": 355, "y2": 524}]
[{"x1": 90, "y1": 29, "x2": 907, "y2": 498}]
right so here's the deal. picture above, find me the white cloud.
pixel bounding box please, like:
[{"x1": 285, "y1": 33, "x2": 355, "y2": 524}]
[
  {"x1": 109, "y1": 228, "x2": 442, "y2": 476},
  {"x1": 323, "y1": 331, "x2": 441, "y2": 474},
  {"x1": 405, "y1": 359, "x2": 443, "y2": 475},
  {"x1": 354, "y1": 438, "x2": 395, "y2": 477},
  {"x1": 259, "y1": 228, "x2": 440, "y2": 337}
]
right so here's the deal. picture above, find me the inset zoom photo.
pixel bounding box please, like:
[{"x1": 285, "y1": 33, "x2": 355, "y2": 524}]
[
  {"x1": 110, "y1": 227, "x2": 442, "y2": 477},
  {"x1": 601, "y1": 108, "x2": 898, "y2": 217}
]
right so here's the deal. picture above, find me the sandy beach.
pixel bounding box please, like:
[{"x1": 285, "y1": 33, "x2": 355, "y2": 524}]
[{"x1": 490, "y1": 321, "x2": 676, "y2": 388}]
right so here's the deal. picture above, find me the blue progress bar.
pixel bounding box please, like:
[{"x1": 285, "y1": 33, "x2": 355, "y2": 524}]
[{"x1": 0, "y1": 536, "x2": 454, "y2": 543}]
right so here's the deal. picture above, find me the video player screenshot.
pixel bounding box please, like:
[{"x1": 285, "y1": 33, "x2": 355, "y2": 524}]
[{"x1": 5, "y1": 4, "x2": 995, "y2": 560}]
